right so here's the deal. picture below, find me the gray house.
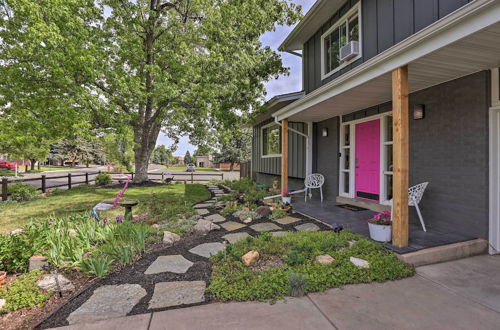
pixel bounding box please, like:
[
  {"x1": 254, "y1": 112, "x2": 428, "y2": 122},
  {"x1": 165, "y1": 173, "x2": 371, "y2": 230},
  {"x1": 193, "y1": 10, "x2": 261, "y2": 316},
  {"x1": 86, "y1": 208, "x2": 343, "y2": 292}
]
[{"x1": 252, "y1": 0, "x2": 500, "y2": 253}]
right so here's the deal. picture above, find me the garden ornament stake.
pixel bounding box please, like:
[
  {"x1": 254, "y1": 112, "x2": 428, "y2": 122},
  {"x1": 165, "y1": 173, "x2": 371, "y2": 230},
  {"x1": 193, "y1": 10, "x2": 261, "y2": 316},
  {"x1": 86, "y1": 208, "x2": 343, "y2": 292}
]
[{"x1": 91, "y1": 172, "x2": 132, "y2": 220}]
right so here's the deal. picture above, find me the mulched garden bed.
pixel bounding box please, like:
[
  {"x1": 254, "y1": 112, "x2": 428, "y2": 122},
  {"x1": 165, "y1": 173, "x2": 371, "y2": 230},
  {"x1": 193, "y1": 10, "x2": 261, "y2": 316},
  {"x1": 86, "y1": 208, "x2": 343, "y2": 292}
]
[{"x1": 36, "y1": 185, "x2": 333, "y2": 329}]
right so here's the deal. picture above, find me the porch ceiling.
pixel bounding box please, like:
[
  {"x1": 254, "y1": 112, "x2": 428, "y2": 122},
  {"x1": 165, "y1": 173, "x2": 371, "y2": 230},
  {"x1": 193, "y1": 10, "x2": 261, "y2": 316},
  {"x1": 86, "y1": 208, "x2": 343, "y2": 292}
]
[{"x1": 281, "y1": 4, "x2": 500, "y2": 122}]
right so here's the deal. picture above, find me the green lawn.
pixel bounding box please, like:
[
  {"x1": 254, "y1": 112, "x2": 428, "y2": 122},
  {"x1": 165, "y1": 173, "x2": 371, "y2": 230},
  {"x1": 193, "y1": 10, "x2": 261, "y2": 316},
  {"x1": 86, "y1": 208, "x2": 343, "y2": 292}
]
[
  {"x1": 0, "y1": 184, "x2": 210, "y2": 233},
  {"x1": 165, "y1": 167, "x2": 219, "y2": 172},
  {"x1": 23, "y1": 166, "x2": 80, "y2": 173}
]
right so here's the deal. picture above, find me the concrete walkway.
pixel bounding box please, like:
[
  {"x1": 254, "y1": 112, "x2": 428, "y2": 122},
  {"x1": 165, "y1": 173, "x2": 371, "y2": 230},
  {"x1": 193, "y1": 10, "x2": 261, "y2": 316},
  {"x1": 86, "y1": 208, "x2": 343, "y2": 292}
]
[{"x1": 53, "y1": 255, "x2": 500, "y2": 330}]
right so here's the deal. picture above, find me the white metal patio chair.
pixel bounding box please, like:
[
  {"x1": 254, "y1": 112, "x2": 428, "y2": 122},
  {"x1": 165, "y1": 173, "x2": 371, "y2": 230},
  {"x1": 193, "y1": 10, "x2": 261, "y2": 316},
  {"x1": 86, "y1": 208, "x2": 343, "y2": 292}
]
[
  {"x1": 304, "y1": 173, "x2": 325, "y2": 202},
  {"x1": 390, "y1": 182, "x2": 429, "y2": 232}
]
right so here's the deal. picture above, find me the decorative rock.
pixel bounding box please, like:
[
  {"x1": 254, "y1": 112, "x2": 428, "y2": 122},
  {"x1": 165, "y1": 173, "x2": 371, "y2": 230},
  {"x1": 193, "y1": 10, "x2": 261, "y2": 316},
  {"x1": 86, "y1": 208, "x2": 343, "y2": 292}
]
[
  {"x1": 315, "y1": 254, "x2": 335, "y2": 264},
  {"x1": 294, "y1": 223, "x2": 320, "y2": 232},
  {"x1": 271, "y1": 231, "x2": 288, "y2": 237},
  {"x1": 145, "y1": 255, "x2": 193, "y2": 275},
  {"x1": 0, "y1": 299, "x2": 6, "y2": 310},
  {"x1": 273, "y1": 216, "x2": 301, "y2": 225},
  {"x1": 242, "y1": 251, "x2": 260, "y2": 266},
  {"x1": 68, "y1": 229, "x2": 77, "y2": 237},
  {"x1": 37, "y1": 274, "x2": 75, "y2": 292},
  {"x1": 10, "y1": 229, "x2": 24, "y2": 235},
  {"x1": 148, "y1": 281, "x2": 206, "y2": 309},
  {"x1": 223, "y1": 232, "x2": 251, "y2": 244},
  {"x1": 349, "y1": 240, "x2": 357, "y2": 248},
  {"x1": 205, "y1": 214, "x2": 226, "y2": 223},
  {"x1": 255, "y1": 206, "x2": 272, "y2": 217},
  {"x1": 350, "y1": 256, "x2": 370, "y2": 268},
  {"x1": 196, "y1": 208, "x2": 210, "y2": 216},
  {"x1": 163, "y1": 231, "x2": 181, "y2": 246},
  {"x1": 193, "y1": 220, "x2": 220, "y2": 235},
  {"x1": 250, "y1": 222, "x2": 281, "y2": 232},
  {"x1": 29, "y1": 256, "x2": 48, "y2": 271},
  {"x1": 67, "y1": 284, "x2": 147, "y2": 324},
  {"x1": 189, "y1": 242, "x2": 225, "y2": 258},
  {"x1": 220, "y1": 221, "x2": 246, "y2": 231},
  {"x1": 243, "y1": 217, "x2": 253, "y2": 224}
]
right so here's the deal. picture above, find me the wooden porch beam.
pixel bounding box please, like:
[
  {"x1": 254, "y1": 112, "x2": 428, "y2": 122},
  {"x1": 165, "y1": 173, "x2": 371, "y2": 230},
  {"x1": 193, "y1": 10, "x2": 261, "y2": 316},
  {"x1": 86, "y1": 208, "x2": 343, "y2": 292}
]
[
  {"x1": 392, "y1": 66, "x2": 409, "y2": 248},
  {"x1": 281, "y1": 118, "x2": 289, "y2": 194}
]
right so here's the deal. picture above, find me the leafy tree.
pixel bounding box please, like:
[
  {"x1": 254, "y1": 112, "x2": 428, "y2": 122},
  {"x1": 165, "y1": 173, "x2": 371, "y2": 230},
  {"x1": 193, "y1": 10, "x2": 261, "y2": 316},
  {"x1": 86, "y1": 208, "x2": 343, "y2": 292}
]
[
  {"x1": 184, "y1": 150, "x2": 193, "y2": 165},
  {"x1": 213, "y1": 127, "x2": 252, "y2": 171},
  {"x1": 193, "y1": 145, "x2": 212, "y2": 157},
  {"x1": 102, "y1": 129, "x2": 134, "y2": 172},
  {"x1": 151, "y1": 145, "x2": 174, "y2": 165},
  {"x1": 0, "y1": 0, "x2": 301, "y2": 182},
  {"x1": 51, "y1": 137, "x2": 104, "y2": 167}
]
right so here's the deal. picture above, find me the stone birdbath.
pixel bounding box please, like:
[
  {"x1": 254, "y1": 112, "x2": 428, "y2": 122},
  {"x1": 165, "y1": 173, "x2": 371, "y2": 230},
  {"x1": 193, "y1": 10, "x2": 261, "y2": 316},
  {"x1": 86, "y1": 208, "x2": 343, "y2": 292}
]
[{"x1": 119, "y1": 200, "x2": 139, "y2": 221}]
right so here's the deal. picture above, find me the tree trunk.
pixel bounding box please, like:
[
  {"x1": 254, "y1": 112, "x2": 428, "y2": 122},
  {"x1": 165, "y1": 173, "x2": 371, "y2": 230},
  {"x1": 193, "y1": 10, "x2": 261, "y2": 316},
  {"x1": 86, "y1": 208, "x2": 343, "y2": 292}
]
[
  {"x1": 37, "y1": 162, "x2": 41, "y2": 170},
  {"x1": 133, "y1": 123, "x2": 161, "y2": 183},
  {"x1": 230, "y1": 162, "x2": 234, "y2": 171},
  {"x1": 30, "y1": 159, "x2": 35, "y2": 171}
]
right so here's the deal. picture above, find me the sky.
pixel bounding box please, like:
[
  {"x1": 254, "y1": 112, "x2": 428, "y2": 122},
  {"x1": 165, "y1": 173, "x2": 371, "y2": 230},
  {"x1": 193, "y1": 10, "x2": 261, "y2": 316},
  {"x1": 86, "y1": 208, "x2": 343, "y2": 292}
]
[{"x1": 157, "y1": 0, "x2": 315, "y2": 156}]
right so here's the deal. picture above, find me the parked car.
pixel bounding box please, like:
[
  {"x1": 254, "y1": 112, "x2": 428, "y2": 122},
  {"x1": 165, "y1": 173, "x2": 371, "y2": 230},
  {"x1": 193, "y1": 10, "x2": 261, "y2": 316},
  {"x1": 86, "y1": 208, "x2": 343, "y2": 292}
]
[
  {"x1": 0, "y1": 160, "x2": 16, "y2": 170},
  {"x1": 186, "y1": 163, "x2": 196, "y2": 172}
]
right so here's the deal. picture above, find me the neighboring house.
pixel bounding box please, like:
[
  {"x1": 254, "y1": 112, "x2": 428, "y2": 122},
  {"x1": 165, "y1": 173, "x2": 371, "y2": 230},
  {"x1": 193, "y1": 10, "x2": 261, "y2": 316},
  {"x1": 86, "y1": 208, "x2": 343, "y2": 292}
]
[
  {"x1": 173, "y1": 156, "x2": 185, "y2": 166},
  {"x1": 252, "y1": 0, "x2": 500, "y2": 252},
  {"x1": 195, "y1": 155, "x2": 214, "y2": 168},
  {"x1": 216, "y1": 163, "x2": 241, "y2": 170}
]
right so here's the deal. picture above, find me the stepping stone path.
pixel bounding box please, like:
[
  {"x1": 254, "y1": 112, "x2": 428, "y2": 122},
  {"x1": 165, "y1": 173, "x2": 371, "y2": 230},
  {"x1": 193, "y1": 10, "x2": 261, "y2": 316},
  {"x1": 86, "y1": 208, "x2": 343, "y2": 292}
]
[
  {"x1": 145, "y1": 255, "x2": 193, "y2": 275},
  {"x1": 194, "y1": 203, "x2": 212, "y2": 208},
  {"x1": 189, "y1": 242, "x2": 225, "y2": 258},
  {"x1": 205, "y1": 214, "x2": 226, "y2": 223},
  {"x1": 67, "y1": 284, "x2": 146, "y2": 324},
  {"x1": 271, "y1": 231, "x2": 289, "y2": 237},
  {"x1": 220, "y1": 221, "x2": 247, "y2": 231},
  {"x1": 223, "y1": 232, "x2": 251, "y2": 244},
  {"x1": 196, "y1": 208, "x2": 210, "y2": 216},
  {"x1": 250, "y1": 222, "x2": 281, "y2": 232},
  {"x1": 149, "y1": 281, "x2": 206, "y2": 309},
  {"x1": 273, "y1": 216, "x2": 301, "y2": 225},
  {"x1": 295, "y1": 223, "x2": 320, "y2": 231}
]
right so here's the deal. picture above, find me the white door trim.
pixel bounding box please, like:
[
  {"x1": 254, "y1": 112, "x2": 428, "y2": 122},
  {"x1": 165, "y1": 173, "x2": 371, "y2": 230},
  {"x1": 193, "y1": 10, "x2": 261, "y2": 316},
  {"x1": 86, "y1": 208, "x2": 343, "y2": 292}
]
[{"x1": 489, "y1": 68, "x2": 500, "y2": 254}]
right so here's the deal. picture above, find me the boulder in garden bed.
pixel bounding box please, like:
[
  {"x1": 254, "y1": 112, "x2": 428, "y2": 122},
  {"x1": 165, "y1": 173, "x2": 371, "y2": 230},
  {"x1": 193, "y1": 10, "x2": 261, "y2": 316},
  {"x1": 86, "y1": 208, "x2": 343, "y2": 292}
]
[
  {"x1": 0, "y1": 299, "x2": 5, "y2": 310},
  {"x1": 193, "y1": 219, "x2": 221, "y2": 235},
  {"x1": 350, "y1": 257, "x2": 370, "y2": 268},
  {"x1": 37, "y1": 274, "x2": 75, "y2": 292},
  {"x1": 256, "y1": 206, "x2": 272, "y2": 217},
  {"x1": 29, "y1": 256, "x2": 48, "y2": 271},
  {"x1": 163, "y1": 231, "x2": 181, "y2": 246},
  {"x1": 242, "y1": 250, "x2": 260, "y2": 266},
  {"x1": 315, "y1": 254, "x2": 335, "y2": 264}
]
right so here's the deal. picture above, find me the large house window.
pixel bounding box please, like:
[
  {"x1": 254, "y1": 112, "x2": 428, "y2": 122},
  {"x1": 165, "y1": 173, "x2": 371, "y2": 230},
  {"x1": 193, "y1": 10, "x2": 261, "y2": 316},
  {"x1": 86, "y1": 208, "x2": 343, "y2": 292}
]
[
  {"x1": 321, "y1": 4, "x2": 361, "y2": 78},
  {"x1": 261, "y1": 123, "x2": 281, "y2": 157}
]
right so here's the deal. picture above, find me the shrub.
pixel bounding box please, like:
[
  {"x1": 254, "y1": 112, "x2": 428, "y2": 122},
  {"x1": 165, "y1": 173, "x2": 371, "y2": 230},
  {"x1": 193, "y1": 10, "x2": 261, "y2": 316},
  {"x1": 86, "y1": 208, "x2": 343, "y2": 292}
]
[
  {"x1": 288, "y1": 272, "x2": 307, "y2": 297},
  {"x1": 233, "y1": 210, "x2": 262, "y2": 221},
  {"x1": 242, "y1": 188, "x2": 268, "y2": 205},
  {"x1": 0, "y1": 270, "x2": 51, "y2": 312},
  {"x1": 269, "y1": 209, "x2": 288, "y2": 220},
  {"x1": 95, "y1": 173, "x2": 112, "y2": 186},
  {"x1": 7, "y1": 183, "x2": 39, "y2": 202}
]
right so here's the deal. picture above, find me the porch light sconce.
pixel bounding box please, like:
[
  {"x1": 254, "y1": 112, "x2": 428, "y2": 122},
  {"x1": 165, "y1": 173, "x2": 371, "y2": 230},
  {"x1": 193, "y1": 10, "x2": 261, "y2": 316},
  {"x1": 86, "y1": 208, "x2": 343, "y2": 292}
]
[
  {"x1": 413, "y1": 104, "x2": 425, "y2": 120},
  {"x1": 322, "y1": 127, "x2": 328, "y2": 137}
]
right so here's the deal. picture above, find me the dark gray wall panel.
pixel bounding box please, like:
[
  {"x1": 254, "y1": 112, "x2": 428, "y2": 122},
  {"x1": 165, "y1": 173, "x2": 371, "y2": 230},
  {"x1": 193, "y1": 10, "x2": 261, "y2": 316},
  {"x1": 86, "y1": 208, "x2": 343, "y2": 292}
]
[
  {"x1": 303, "y1": 0, "x2": 470, "y2": 94},
  {"x1": 314, "y1": 117, "x2": 340, "y2": 201},
  {"x1": 408, "y1": 71, "x2": 489, "y2": 239}
]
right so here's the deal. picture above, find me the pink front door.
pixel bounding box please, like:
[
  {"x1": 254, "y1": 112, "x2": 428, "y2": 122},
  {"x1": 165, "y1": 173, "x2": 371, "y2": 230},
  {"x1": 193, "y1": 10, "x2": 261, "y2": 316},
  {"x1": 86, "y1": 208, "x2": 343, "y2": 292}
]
[{"x1": 355, "y1": 119, "x2": 380, "y2": 201}]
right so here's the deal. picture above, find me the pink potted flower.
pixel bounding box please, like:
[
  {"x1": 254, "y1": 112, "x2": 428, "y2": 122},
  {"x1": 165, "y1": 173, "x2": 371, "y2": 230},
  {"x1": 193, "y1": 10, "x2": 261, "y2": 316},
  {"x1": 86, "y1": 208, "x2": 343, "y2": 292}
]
[
  {"x1": 368, "y1": 211, "x2": 392, "y2": 242},
  {"x1": 282, "y1": 189, "x2": 292, "y2": 205}
]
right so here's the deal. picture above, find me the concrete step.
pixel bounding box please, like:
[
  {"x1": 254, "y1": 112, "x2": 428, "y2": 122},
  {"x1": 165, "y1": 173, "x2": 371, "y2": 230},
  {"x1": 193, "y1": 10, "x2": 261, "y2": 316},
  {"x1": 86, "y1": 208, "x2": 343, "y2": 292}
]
[{"x1": 396, "y1": 238, "x2": 488, "y2": 267}]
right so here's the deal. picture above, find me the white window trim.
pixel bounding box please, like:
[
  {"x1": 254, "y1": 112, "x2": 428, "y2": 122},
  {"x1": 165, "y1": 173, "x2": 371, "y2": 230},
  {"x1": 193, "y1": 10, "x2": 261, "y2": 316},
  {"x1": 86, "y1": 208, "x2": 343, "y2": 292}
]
[
  {"x1": 338, "y1": 112, "x2": 393, "y2": 204},
  {"x1": 260, "y1": 122, "x2": 281, "y2": 158},
  {"x1": 320, "y1": 3, "x2": 362, "y2": 81},
  {"x1": 492, "y1": 68, "x2": 500, "y2": 107}
]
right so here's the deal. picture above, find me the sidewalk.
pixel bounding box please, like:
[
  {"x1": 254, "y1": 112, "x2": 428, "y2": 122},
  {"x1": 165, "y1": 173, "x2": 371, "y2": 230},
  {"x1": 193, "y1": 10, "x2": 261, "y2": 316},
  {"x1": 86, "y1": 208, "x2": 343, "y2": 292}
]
[{"x1": 54, "y1": 255, "x2": 500, "y2": 330}]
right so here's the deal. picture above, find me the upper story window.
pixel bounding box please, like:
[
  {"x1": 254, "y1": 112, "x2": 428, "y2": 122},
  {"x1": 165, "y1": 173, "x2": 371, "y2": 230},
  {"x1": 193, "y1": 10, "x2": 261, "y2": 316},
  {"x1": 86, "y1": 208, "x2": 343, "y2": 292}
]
[
  {"x1": 321, "y1": 4, "x2": 361, "y2": 79},
  {"x1": 261, "y1": 123, "x2": 281, "y2": 157}
]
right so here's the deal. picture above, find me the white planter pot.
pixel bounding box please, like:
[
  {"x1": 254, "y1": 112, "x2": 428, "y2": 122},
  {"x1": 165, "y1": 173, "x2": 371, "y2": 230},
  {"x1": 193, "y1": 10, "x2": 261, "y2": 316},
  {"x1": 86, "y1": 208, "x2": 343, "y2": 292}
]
[
  {"x1": 368, "y1": 222, "x2": 392, "y2": 242},
  {"x1": 282, "y1": 196, "x2": 292, "y2": 205}
]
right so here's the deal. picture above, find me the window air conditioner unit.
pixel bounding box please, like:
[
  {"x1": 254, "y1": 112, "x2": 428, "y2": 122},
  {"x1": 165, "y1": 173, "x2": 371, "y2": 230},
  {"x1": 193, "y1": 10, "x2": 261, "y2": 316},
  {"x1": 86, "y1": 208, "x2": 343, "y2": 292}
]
[{"x1": 340, "y1": 41, "x2": 359, "y2": 62}]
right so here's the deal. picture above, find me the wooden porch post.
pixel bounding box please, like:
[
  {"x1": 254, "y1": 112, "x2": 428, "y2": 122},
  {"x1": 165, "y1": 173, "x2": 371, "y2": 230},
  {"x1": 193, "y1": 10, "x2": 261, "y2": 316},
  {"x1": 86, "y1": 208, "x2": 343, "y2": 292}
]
[
  {"x1": 392, "y1": 66, "x2": 409, "y2": 248},
  {"x1": 281, "y1": 119, "x2": 289, "y2": 194}
]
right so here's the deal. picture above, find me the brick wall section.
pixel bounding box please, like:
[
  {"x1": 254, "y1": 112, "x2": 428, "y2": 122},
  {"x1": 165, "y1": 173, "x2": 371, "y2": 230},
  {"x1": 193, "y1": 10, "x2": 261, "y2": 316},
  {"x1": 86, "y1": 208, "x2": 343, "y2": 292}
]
[{"x1": 409, "y1": 71, "x2": 490, "y2": 238}]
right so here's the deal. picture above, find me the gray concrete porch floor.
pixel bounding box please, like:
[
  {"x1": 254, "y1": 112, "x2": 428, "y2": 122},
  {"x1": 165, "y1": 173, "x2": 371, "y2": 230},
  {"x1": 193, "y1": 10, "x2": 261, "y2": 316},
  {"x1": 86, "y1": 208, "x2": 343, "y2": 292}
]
[
  {"x1": 55, "y1": 255, "x2": 500, "y2": 330},
  {"x1": 292, "y1": 197, "x2": 477, "y2": 254}
]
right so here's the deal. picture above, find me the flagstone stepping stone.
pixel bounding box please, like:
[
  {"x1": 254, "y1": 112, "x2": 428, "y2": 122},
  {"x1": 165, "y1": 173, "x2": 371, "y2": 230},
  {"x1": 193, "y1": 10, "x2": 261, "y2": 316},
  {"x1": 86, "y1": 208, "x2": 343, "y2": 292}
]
[
  {"x1": 149, "y1": 281, "x2": 206, "y2": 309},
  {"x1": 220, "y1": 221, "x2": 247, "y2": 231},
  {"x1": 271, "y1": 231, "x2": 289, "y2": 237},
  {"x1": 67, "y1": 284, "x2": 146, "y2": 325},
  {"x1": 223, "y1": 232, "x2": 251, "y2": 243},
  {"x1": 295, "y1": 223, "x2": 320, "y2": 231},
  {"x1": 144, "y1": 255, "x2": 193, "y2": 275},
  {"x1": 273, "y1": 216, "x2": 301, "y2": 225},
  {"x1": 189, "y1": 242, "x2": 225, "y2": 258},
  {"x1": 207, "y1": 185, "x2": 218, "y2": 189},
  {"x1": 196, "y1": 208, "x2": 210, "y2": 216},
  {"x1": 194, "y1": 203, "x2": 212, "y2": 209},
  {"x1": 250, "y1": 222, "x2": 281, "y2": 232},
  {"x1": 212, "y1": 189, "x2": 224, "y2": 193},
  {"x1": 205, "y1": 214, "x2": 226, "y2": 223}
]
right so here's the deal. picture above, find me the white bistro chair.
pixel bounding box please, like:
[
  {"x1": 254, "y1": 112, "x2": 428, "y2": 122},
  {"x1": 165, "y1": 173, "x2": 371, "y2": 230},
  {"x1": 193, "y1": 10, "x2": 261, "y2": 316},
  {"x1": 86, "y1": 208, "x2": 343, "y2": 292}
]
[
  {"x1": 390, "y1": 182, "x2": 429, "y2": 232},
  {"x1": 304, "y1": 173, "x2": 325, "y2": 202}
]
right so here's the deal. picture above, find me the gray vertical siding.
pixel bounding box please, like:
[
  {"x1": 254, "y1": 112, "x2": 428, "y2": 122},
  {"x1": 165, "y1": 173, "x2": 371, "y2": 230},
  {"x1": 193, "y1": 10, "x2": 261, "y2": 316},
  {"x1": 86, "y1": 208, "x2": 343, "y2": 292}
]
[
  {"x1": 252, "y1": 118, "x2": 307, "y2": 179},
  {"x1": 303, "y1": 0, "x2": 474, "y2": 94},
  {"x1": 313, "y1": 117, "x2": 340, "y2": 200}
]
